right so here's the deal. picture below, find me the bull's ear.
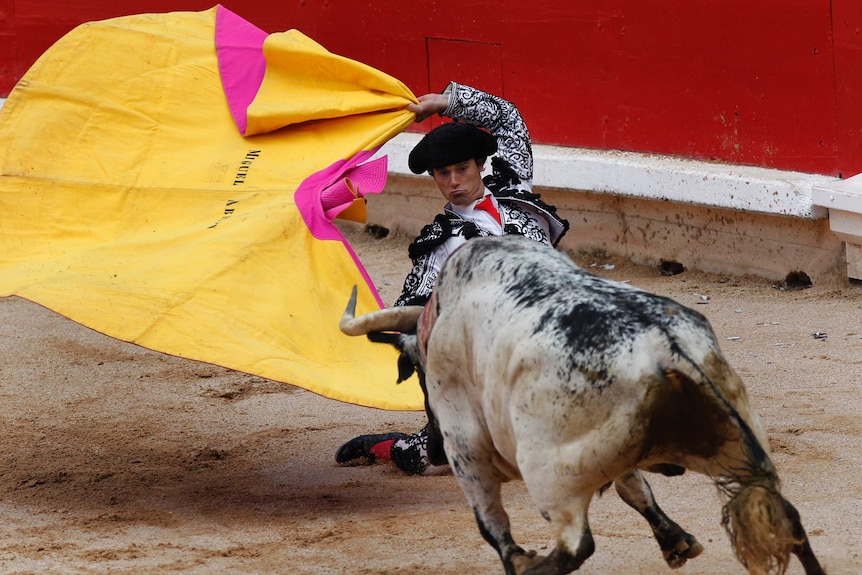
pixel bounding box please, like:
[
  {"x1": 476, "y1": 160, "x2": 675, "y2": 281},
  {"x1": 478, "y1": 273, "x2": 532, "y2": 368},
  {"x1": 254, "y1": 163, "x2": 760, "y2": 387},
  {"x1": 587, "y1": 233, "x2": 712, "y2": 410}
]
[
  {"x1": 365, "y1": 332, "x2": 416, "y2": 383},
  {"x1": 396, "y1": 352, "x2": 416, "y2": 383}
]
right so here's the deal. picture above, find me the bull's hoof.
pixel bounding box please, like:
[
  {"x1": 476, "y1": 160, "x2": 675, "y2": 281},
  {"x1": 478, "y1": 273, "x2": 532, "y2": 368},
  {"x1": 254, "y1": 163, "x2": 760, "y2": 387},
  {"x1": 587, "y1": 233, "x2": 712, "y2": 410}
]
[
  {"x1": 663, "y1": 534, "x2": 704, "y2": 569},
  {"x1": 511, "y1": 550, "x2": 543, "y2": 575},
  {"x1": 521, "y1": 544, "x2": 588, "y2": 575}
]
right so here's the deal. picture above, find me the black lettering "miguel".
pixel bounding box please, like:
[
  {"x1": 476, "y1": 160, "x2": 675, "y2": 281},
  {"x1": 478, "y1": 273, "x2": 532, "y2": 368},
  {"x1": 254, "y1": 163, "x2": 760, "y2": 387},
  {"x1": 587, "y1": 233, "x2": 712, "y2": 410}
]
[{"x1": 233, "y1": 150, "x2": 261, "y2": 185}]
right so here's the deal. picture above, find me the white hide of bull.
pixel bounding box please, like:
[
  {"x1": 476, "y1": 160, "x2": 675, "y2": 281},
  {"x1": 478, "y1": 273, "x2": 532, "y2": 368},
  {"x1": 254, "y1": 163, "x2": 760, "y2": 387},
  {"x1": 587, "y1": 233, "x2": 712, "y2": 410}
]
[{"x1": 341, "y1": 235, "x2": 825, "y2": 575}]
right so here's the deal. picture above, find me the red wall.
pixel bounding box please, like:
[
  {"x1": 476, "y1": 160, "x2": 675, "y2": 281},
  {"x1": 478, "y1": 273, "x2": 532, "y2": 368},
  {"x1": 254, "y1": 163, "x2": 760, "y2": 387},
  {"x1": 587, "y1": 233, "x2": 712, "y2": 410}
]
[{"x1": 1, "y1": 1, "x2": 860, "y2": 177}]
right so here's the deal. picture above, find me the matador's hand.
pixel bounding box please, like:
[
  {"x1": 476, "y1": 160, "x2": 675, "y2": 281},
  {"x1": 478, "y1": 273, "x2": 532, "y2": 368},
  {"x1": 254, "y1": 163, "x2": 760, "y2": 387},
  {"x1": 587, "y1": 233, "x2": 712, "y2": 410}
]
[{"x1": 406, "y1": 93, "x2": 449, "y2": 122}]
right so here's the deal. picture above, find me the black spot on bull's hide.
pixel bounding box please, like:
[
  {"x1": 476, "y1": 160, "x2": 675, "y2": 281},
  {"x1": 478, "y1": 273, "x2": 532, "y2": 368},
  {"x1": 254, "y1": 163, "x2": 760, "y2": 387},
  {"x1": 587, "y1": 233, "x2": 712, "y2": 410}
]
[
  {"x1": 641, "y1": 369, "x2": 731, "y2": 461},
  {"x1": 534, "y1": 289, "x2": 666, "y2": 356}
]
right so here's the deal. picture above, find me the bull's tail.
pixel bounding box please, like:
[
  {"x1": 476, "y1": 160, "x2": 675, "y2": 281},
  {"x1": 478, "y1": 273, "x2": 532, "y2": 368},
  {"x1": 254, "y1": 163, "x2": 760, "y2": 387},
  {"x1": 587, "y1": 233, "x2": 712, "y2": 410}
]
[
  {"x1": 718, "y1": 471, "x2": 799, "y2": 575},
  {"x1": 662, "y1": 350, "x2": 823, "y2": 574}
]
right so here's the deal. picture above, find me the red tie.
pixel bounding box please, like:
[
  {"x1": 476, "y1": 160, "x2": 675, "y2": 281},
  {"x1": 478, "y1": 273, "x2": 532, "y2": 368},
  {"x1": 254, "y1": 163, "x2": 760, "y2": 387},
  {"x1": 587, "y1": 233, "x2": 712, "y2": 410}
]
[{"x1": 475, "y1": 195, "x2": 501, "y2": 225}]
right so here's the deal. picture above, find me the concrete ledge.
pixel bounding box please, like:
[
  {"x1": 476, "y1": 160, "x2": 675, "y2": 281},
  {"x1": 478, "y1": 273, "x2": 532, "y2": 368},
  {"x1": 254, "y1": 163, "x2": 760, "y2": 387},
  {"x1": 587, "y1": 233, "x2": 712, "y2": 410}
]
[
  {"x1": 812, "y1": 173, "x2": 862, "y2": 215},
  {"x1": 371, "y1": 133, "x2": 850, "y2": 285},
  {"x1": 812, "y1": 174, "x2": 862, "y2": 280},
  {"x1": 375, "y1": 132, "x2": 837, "y2": 219}
]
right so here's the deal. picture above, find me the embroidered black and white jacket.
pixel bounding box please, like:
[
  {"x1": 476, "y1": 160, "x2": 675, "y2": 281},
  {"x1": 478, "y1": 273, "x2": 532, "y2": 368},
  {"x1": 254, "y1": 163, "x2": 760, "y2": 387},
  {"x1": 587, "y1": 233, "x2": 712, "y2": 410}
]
[{"x1": 394, "y1": 82, "x2": 569, "y2": 308}]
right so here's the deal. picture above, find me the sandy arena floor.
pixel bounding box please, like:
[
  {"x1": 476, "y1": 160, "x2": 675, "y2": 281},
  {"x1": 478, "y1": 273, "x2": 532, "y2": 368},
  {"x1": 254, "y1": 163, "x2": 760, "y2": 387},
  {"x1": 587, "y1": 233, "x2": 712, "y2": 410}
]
[{"x1": 0, "y1": 222, "x2": 860, "y2": 574}]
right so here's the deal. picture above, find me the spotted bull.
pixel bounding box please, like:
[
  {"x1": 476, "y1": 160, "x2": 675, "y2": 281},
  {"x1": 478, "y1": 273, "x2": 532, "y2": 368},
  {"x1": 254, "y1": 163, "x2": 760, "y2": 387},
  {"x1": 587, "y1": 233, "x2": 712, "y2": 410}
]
[{"x1": 340, "y1": 235, "x2": 825, "y2": 575}]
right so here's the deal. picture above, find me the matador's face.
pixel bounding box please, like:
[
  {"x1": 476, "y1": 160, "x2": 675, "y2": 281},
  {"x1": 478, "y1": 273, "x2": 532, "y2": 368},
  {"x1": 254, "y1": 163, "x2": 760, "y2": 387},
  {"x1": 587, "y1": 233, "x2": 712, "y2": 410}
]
[{"x1": 431, "y1": 158, "x2": 485, "y2": 206}]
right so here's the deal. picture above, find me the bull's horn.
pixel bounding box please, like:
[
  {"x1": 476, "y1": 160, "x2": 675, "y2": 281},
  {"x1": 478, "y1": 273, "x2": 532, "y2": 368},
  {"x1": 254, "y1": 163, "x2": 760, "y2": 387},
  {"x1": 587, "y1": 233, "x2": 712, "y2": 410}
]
[{"x1": 340, "y1": 285, "x2": 423, "y2": 336}]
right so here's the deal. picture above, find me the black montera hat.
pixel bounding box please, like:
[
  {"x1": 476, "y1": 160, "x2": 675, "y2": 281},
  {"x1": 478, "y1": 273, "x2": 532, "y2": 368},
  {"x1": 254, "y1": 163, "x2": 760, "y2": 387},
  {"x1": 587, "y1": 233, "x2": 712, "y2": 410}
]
[{"x1": 408, "y1": 122, "x2": 498, "y2": 174}]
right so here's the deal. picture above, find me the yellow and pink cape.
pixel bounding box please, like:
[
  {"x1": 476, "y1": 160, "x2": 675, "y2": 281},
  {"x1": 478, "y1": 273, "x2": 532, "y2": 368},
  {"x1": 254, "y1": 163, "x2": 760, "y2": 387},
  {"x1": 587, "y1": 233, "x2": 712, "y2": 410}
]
[{"x1": 0, "y1": 6, "x2": 423, "y2": 409}]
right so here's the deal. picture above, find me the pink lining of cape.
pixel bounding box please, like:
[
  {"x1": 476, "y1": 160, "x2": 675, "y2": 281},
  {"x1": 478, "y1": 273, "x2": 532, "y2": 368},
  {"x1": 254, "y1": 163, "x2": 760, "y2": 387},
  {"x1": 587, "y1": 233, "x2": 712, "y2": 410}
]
[
  {"x1": 294, "y1": 151, "x2": 389, "y2": 307},
  {"x1": 214, "y1": 6, "x2": 390, "y2": 307},
  {"x1": 215, "y1": 5, "x2": 267, "y2": 136}
]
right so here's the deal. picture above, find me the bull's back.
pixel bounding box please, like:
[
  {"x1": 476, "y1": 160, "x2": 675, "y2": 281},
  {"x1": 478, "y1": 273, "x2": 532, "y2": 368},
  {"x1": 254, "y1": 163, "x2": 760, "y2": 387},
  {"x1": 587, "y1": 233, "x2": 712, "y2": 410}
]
[{"x1": 435, "y1": 236, "x2": 718, "y2": 369}]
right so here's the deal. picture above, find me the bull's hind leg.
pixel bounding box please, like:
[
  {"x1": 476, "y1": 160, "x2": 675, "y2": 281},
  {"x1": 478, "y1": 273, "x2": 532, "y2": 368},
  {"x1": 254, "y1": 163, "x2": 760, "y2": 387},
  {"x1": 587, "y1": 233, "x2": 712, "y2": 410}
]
[
  {"x1": 782, "y1": 498, "x2": 826, "y2": 575},
  {"x1": 614, "y1": 470, "x2": 704, "y2": 568}
]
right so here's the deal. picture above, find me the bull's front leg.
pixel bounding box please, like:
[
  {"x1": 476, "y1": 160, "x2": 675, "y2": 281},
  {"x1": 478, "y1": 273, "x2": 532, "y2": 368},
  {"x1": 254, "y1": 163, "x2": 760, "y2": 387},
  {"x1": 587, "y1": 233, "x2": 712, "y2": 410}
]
[
  {"x1": 447, "y1": 449, "x2": 534, "y2": 575},
  {"x1": 460, "y1": 449, "x2": 603, "y2": 575},
  {"x1": 614, "y1": 469, "x2": 704, "y2": 568},
  {"x1": 435, "y1": 397, "x2": 534, "y2": 574}
]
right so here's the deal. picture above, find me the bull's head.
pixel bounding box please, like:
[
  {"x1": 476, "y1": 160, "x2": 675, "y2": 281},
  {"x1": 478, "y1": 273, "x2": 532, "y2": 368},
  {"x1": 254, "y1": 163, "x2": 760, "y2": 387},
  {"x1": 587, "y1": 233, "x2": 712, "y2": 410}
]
[
  {"x1": 339, "y1": 286, "x2": 425, "y2": 383},
  {"x1": 340, "y1": 286, "x2": 448, "y2": 467}
]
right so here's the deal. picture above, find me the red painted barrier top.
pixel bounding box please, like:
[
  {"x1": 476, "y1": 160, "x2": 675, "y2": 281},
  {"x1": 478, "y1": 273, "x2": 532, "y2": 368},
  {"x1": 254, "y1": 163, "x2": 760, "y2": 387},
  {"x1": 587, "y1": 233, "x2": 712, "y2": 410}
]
[{"x1": 1, "y1": 0, "x2": 860, "y2": 177}]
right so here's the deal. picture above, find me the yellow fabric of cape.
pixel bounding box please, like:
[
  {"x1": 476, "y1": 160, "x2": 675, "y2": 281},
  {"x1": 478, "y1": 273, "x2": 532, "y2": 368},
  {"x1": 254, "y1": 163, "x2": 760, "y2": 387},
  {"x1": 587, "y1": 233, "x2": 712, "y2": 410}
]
[{"x1": 0, "y1": 7, "x2": 424, "y2": 410}]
